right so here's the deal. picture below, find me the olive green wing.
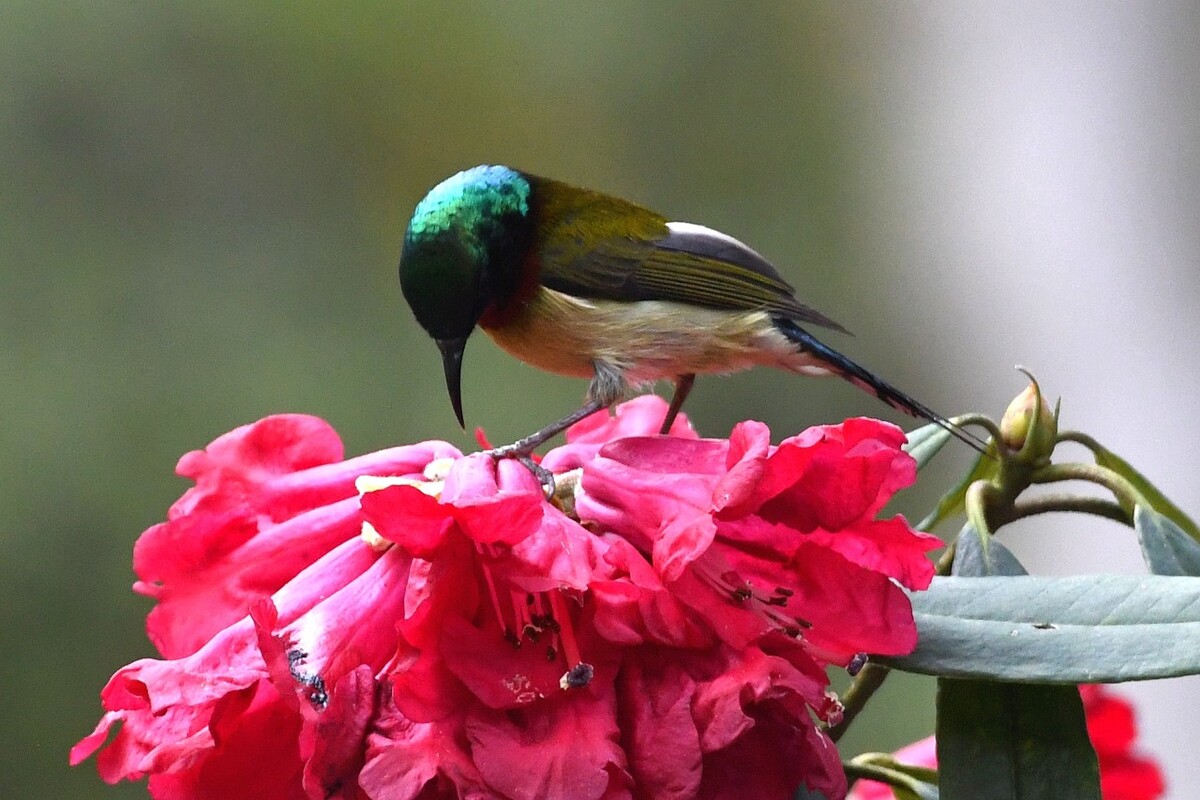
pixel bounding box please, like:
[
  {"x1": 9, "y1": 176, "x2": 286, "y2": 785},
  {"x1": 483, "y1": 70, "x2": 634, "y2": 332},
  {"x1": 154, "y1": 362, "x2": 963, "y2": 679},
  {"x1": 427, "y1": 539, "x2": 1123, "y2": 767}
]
[{"x1": 529, "y1": 177, "x2": 848, "y2": 333}]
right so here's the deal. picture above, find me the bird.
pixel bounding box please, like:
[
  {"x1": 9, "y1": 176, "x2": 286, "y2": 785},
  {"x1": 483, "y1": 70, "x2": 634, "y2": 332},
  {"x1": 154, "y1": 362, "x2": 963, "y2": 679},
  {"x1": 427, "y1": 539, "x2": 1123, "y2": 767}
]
[{"x1": 398, "y1": 164, "x2": 986, "y2": 467}]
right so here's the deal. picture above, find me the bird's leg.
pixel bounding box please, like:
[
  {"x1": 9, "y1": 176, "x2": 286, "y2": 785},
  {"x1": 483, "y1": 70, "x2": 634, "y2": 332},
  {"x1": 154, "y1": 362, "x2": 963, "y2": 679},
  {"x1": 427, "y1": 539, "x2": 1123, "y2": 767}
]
[
  {"x1": 485, "y1": 398, "x2": 608, "y2": 460},
  {"x1": 485, "y1": 361, "x2": 625, "y2": 494},
  {"x1": 659, "y1": 373, "x2": 696, "y2": 435}
]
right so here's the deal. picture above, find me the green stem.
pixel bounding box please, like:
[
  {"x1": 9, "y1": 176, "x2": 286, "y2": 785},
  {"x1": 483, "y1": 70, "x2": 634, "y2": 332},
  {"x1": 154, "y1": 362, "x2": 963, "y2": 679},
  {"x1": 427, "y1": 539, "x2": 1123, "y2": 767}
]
[
  {"x1": 843, "y1": 760, "x2": 893, "y2": 786},
  {"x1": 844, "y1": 758, "x2": 938, "y2": 793},
  {"x1": 1057, "y1": 430, "x2": 1104, "y2": 454},
  {"x1": 949, "y1": 413, "x2": 1005, "y2": 446},
  {"x1": 1003, "y1": 494, "x2": 1131, "y2": 526},
  {"x1": 828, "y1": 662, "x2": 889, "y2": 743},
  {"x1": 965, "y1": 479, "x2": 996, "y2": 537},
  {"x1": 1033, "y1": 462, "x2": 1146, "y2": 511}
]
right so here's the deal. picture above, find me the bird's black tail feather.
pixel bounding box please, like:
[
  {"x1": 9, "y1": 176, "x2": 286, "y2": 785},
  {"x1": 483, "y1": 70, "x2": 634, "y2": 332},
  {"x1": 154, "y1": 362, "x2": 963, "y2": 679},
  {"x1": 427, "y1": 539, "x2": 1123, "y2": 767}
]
[{"x1": 774, "y1": 317, "x2": 990, "y2": 454}]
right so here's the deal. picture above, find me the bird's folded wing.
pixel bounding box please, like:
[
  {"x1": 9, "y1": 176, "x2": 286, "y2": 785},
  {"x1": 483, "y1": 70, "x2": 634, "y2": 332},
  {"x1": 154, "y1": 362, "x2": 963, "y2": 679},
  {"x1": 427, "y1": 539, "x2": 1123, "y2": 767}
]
[{"x1": 537, "y1": 212, "x2": 848, "y2": 334}]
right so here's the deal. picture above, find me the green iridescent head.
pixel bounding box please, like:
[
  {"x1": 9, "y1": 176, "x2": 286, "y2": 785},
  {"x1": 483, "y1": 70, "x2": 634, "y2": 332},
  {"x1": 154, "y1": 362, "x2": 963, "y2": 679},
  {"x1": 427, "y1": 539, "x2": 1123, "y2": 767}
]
[{"x1": 399, "y1": 165, "x2": 534, "y2": 426}]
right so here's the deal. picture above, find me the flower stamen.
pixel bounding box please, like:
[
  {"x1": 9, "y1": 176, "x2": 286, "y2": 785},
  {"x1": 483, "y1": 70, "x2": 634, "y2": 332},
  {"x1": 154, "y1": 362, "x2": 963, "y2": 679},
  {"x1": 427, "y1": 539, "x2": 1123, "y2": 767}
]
[
  {"x1": 693, "y1": 560, "x2": 811, "y2": 638},
  {"x1": 548, "y1": 590, "x2": 592, "y2": 689},
  {"x1": 475, "y1": 544, "x2": 511, "y2": 641},
  {"x1": 287, "y1": 648, "x2": 329, "y2": 710}
]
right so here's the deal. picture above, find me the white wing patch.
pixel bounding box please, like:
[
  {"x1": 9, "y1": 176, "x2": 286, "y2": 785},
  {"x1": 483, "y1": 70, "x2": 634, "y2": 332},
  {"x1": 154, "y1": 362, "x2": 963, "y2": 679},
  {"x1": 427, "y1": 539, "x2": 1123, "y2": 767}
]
[{"x1": 665, "y1": 221, "x2": 751, "y2": 249}]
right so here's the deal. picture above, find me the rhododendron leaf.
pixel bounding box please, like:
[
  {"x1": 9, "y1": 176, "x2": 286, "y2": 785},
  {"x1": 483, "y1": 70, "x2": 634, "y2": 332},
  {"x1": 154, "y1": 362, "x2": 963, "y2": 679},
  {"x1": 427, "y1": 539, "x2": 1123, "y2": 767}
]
[
  {"x1": 1092, "y1": 444, "x2": 1200, "y2": 540},
  {"x1": 951, "y1": 524, "x2": 1028, "y2": 577},
  {"x1": 1134, "y1": 505, "x2": 1200, "y2": 576},
  {"x1": 903, "y1": 422, "x2": 953, "y2": 470},
  {"x1": 914, "y1": 450, "x2": 999, "y2": 532},
  {"x1": 937, "y1": 679, "x2": 1100, "y2": 800},
  {"x1": 935, "y1": 528, "x2": 1099, "y2": 798},
  {"x1": 889, "y1": 575, "x2": 1200, "y2": 681}
]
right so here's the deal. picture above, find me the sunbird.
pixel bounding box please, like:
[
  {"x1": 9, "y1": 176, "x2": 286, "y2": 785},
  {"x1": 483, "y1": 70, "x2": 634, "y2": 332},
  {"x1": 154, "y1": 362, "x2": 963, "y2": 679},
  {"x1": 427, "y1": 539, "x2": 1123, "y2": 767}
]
[{"x1": 399, "y1": 165, "x2": 983, "y2": 462}]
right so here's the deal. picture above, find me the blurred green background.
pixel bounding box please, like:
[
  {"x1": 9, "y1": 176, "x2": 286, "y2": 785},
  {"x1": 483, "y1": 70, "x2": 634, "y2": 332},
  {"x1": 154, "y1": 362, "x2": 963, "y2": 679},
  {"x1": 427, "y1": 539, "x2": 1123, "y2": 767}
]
[{"x1": 7, "y1": 3, "x2": 1199, "y2": 797}]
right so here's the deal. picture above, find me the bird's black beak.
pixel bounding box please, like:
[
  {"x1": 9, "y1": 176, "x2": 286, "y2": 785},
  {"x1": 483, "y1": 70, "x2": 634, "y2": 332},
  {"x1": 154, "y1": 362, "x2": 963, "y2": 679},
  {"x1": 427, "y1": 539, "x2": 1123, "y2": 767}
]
[{"x1": 435, "y1": 337, "x2": 468, "y2": 429}]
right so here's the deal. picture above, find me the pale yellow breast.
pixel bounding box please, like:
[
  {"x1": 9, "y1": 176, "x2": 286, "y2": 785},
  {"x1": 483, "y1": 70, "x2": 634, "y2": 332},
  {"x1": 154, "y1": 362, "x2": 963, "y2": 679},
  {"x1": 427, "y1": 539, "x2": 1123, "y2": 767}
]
[{"x1": 480, "y1": 286, "x2": 823, "y2": 387}]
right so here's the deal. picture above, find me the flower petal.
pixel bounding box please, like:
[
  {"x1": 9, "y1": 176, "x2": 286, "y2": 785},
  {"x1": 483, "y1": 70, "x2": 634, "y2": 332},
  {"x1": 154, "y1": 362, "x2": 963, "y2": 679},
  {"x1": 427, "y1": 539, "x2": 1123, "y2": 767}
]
[
  {"x1": 466, "y1": 689, "x2": 628, "y2": 800},
  {"x1": 541, "y1": 395, "x2": 698, "y2": 473}
]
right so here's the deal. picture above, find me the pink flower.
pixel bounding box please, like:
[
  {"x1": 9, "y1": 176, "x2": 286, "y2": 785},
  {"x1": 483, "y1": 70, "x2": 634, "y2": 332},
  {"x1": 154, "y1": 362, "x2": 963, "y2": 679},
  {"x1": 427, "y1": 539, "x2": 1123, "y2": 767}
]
[
  {"x1": 72, "y1": 414, "x2": 458, "y2": 798},
  {"x1": 132, "y1": 414, "x2": 458, "y2": 658},
  {"x1": 574, "y1": 414, "x2": 939, "y2": 665},
  {"x1": 847, "y1": 685, "x2": 1165, "y2": 800},
  {"x1": 1080, "y1": 685, "x2": 1167, "y2": 800},
  {"x1": 75, "y1": 399, "x2": 935, "y2": 799}
]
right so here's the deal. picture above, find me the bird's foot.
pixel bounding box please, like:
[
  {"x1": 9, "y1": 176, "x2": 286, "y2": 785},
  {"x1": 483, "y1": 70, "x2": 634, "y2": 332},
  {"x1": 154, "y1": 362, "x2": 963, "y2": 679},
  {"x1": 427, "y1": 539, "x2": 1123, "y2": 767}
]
[
  {"x1": 516, "y1": 455, "x2": 556, "y2": 497},
  {"x1": 484, "y1": 446, "x2": 556, "y2": 497},
  {"x1": 483, "y1": 398, "x2": 611, "y2": 498}
]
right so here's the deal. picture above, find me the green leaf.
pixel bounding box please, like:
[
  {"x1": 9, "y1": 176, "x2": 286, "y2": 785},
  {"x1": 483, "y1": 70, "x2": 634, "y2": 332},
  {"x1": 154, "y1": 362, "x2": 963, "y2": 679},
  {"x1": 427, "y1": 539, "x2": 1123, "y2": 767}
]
[
  {"x1": 1092, "y1": 443, "x2": 1200, "y2": 540},
  {"x1": 886, "y1": 575, "x2": 1200, "y2": 682},
  {"x1": 952, "y1": 524, "x2": 1028, "y2": 577},
  {"x1": 905, "y1": 422, "x2": 954, "y2": 470},
  {"x1": 1134, "y1": 504, "x2": 1200, "y2": 576},
  {"x1": 915, "y1": 449, "x2": 1000, "y2": 532},
  {"x1": 937, "y1": 679, "x2": 1100, "y2": 800}
]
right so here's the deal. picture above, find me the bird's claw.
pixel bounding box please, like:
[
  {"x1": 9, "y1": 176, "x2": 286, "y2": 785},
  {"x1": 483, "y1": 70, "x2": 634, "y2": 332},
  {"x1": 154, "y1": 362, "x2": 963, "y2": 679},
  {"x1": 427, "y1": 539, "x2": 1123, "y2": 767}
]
[
  {"x1": 521, "y1": 457, "x2": 557, "y2": 498},
  {"x1": 484, "y1": 447, "x2": 556, "y2": 498}
]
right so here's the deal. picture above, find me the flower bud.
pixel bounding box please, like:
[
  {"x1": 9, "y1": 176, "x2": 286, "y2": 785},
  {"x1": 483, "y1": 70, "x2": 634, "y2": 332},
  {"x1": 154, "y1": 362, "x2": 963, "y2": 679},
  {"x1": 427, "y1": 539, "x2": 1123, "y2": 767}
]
[{"x1": 999, "y1": 375, "x2": 1058, "y2": 461}]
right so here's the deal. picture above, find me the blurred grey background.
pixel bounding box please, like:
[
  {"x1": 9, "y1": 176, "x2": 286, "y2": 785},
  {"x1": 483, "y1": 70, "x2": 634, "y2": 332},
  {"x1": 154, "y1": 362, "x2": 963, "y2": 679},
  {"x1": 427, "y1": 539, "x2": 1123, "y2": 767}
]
[{"x1": 5, "y1": 2, "x2": 1197, "y2": 797}]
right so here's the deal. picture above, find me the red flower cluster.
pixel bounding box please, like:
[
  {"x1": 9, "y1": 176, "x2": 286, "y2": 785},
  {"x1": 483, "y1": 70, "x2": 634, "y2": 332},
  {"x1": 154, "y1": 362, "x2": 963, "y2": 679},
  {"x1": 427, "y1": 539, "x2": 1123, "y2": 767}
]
[
  {"x1": 73, "y1": 397, "x2": 939, "y2": 799},
  {"x1": 847, "y1": 684, "x2": 1165, "y2": 800}
]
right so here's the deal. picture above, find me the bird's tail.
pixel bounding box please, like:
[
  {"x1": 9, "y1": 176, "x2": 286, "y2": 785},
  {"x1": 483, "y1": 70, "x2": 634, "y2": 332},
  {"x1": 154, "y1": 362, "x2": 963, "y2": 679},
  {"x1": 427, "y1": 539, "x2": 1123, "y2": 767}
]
[{"x1": 774, "y1": 317, "x2": 990, "y2": 454}]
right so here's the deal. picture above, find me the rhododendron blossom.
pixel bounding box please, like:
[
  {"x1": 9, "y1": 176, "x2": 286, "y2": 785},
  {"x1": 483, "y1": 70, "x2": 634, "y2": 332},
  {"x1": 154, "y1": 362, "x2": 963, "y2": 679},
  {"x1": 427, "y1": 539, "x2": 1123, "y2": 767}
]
[
  {"x1": 74, "y1": 396, "x2": 937, "y2": 800},
  {"x1": 847, "y1": 684, "x2": 1166, "y2": 800},
  {"x1": 1080, "y1": 685, "x2": 1167, "y2": 800}
]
